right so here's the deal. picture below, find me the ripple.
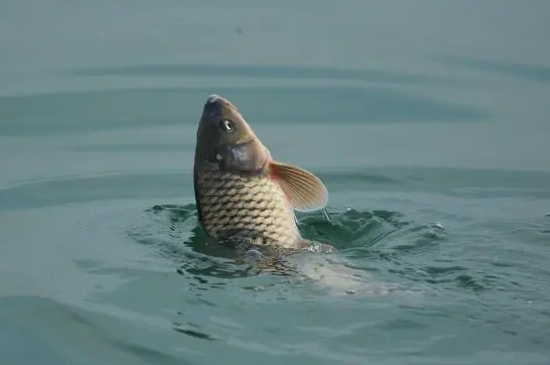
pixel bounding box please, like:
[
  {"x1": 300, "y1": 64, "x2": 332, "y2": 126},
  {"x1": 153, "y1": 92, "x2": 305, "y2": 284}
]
[
  {"x1": 297, "y1": 208, "x2": 409, "y2": 249},
  {"x1": 0, "y1": 296, "x2": 192, "y2": 365},
  {"x1": 0, "y1": 85, "x2": 489, "y2": 136},
  {"x1": 108, "y1": 340, "x2": 193, "y2": 365},
  {"x1": 135, "y1": 203, "x2": 413, "y2": 258},
  {"x1": 455, "y1": 275, "x2": 486, "y2": 292},
  {"x1": 72, "y1": 63, "x2": 450, "y2": 86},
  {"x1": 441, "y1": 55, "x2": 550, "y2": 83},
  {"x1": 129, "y1": 204, "x2": 268, "y2": 281},
  {"x1": 172, "y1": 322, "x2": 216, "y2": 342},
  {"x1": 128, "y1": 203, "x2": 438, "y2": 297},
  {"x1": 0, "y1": 174, "x2": 190, "y2": 211}
]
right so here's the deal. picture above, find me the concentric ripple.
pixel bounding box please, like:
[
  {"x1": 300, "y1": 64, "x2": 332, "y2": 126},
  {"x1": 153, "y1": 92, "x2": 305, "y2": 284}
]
[{"x1": 126, "y1": 203, "x2": 450, "y2": 297}]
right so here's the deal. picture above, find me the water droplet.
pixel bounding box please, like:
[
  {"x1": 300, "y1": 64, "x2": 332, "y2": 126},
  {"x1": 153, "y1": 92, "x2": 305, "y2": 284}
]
[
  {"x1": 433, "y1": 222, "x2": 444, "y2": 230},
  {"x1": 322, "y1": 208, "x2": 332, "y2": 223}
]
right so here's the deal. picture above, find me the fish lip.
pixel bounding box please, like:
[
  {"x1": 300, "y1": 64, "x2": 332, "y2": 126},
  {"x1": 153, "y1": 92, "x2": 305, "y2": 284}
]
[
  {"x1": 205, "y1": 94, "x2": 234, "y2": 108},
  {"x1": 205, "y1": 94, "x2": 225, "y2": 105},
  {"x1": 203, "y1": 94, "x2": 233, "y2": 117}
]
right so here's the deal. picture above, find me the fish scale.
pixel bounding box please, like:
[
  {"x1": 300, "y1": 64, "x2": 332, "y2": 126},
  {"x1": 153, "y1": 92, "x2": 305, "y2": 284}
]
[{"x1": 194, "y1": 165, "x2": 301, "y2": 248}]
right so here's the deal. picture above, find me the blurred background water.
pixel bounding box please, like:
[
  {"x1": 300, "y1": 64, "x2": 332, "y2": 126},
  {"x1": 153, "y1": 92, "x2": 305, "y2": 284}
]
[{"x1": 1, "y1": 0, "x2": 550, "y2": 364}]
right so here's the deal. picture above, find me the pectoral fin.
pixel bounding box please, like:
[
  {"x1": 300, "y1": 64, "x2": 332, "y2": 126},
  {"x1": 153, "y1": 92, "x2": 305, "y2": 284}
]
[{"x1": 269, "y1": 161, "x2": 328, "y2": 212}]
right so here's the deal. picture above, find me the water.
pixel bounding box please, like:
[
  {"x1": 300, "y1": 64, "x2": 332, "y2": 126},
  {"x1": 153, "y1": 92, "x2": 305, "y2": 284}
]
[{"x1": 1, "y1": 0, "x2": 550, "y2": 364}]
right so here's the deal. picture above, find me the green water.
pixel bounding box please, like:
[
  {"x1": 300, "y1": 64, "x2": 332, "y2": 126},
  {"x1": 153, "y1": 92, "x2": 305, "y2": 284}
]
[{"x1": 1, "y1": 1, "x2": 550, "y2": 364}]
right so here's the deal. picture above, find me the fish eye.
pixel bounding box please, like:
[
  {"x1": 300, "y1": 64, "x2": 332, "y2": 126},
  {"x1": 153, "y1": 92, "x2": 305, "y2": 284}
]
[{"x1": 218, "y1": 119, "x2": 235, "y2": 133}]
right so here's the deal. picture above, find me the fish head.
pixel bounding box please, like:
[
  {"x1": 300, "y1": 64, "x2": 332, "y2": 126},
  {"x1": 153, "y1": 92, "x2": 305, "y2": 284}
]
[{"x1": 194, "y1": 94, "x2": 270, "y2": 174}]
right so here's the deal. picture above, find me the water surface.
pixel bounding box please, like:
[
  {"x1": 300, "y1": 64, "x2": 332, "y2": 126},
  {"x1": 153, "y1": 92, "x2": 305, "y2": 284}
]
[{"x1": 1, "y1": 1, "x2": 550, "y2": 364}]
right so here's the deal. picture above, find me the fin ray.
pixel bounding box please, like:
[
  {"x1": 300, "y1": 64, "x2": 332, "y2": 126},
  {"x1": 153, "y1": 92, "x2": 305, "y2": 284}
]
[{"x1": 269, "y1": 161, "x2": 328, "y2": 212}]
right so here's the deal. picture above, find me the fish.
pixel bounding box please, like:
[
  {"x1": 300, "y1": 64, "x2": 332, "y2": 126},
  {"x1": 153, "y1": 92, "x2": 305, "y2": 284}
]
[{"x1": 192, "y1": 94, "x2": 334, "y2": 269}]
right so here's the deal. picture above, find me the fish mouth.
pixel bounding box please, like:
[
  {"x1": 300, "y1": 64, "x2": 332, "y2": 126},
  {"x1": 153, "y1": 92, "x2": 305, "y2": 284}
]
[
  {"x1": 205, "y1": 94, "x2": 225, "y2": 105},
  {"x1": 203, "y1": 94, "x2": 237, "y2": 116}
]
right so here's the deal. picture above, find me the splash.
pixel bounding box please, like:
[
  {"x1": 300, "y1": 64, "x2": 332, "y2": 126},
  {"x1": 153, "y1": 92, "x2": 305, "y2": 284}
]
[{"x1": 127, "y1": 203, "x2": 441, "y2": 299}]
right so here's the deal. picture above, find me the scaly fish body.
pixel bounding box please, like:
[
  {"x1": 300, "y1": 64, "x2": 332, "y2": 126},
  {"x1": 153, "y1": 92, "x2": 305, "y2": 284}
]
[
  {"x1": 193, "y1": 94, "x2": 330, "y2": 254},
  {"x1": 194, "y1": 164, "x2": 300, "y2": 248}
]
